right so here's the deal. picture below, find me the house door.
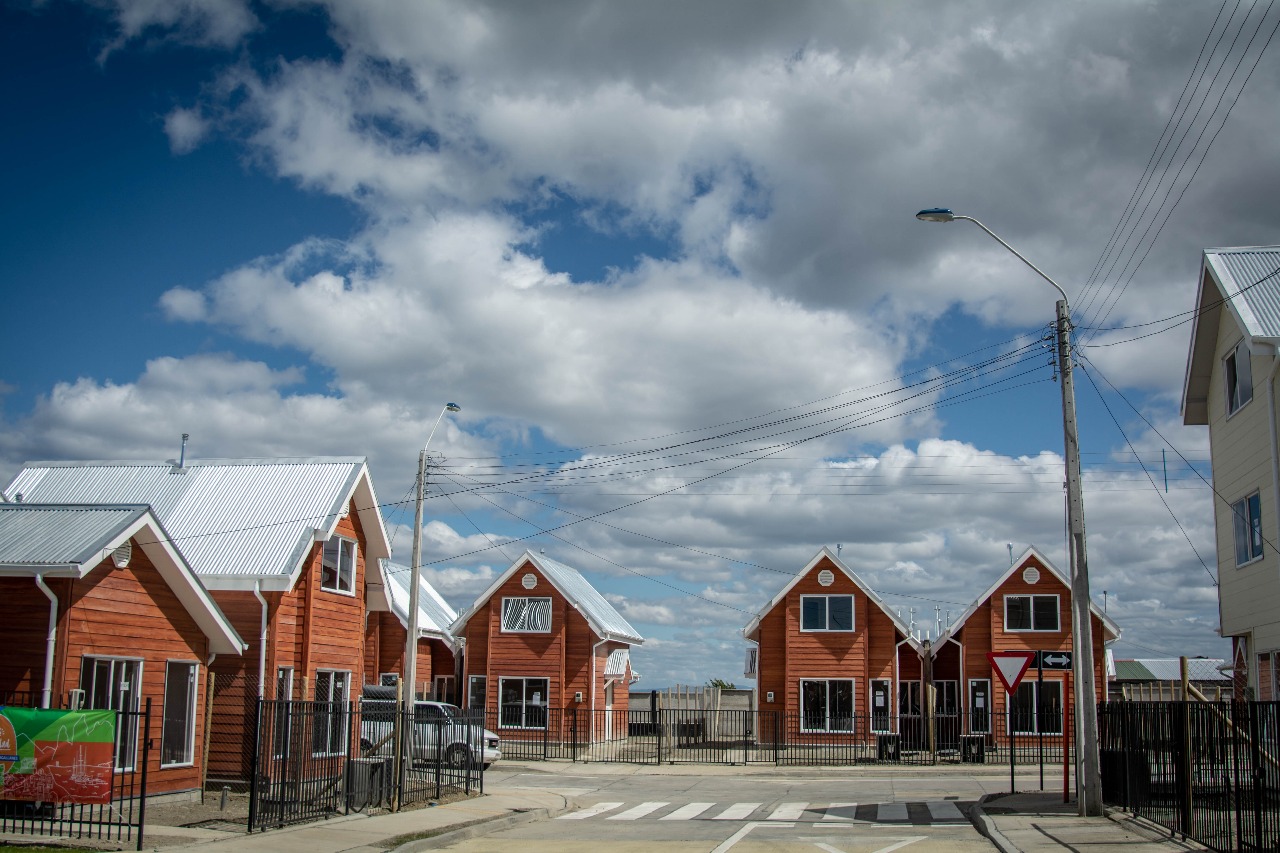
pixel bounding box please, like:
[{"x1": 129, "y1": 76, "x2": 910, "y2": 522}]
[
  {"x1": 870, "y1": 680, "x2": 892, "y2": 733},
  {"x1": 80, "y1": 657, "x2": 142, "y2": 771},
  {"x1": 604, "y1": 682, "x2": 615, "y2": 740},
  {"x1": 933, "y1": 680, "x2": 959, "y2": 750},
  {"x1": 899, "y1": 681, "x2": 922, "y2": 748}
]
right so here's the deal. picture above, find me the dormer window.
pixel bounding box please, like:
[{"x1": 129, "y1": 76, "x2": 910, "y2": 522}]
[
  {"x1": 321, "y1": 537, "x2": 356, "y2": 594},
  {"x1": 1225, "y1": 339, "x2": 1254, "y2": 415}
]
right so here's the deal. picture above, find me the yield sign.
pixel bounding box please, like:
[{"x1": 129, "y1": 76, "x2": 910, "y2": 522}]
[{"x1": 987, "y1": 650, "x2": 1036, "y2": 693}]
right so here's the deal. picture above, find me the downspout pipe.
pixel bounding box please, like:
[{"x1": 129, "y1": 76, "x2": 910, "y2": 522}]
[
  {"x1": 1267, "y1": 349, "x2": 1280, "y2": 588},
  {"x1": 252, "y1": 581, "x2": 269, "y2": 699},
  {"x1": 590, "y1": 636, "x2": 609, "y2": 743},
  {"x1": 35, "y1": 574, "x2": 58, "y2": 710}
]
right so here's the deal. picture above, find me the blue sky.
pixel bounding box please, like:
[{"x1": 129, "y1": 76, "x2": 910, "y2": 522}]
[{"x1": 4, "y1": 0, "x2": 1276, "y2": 686}]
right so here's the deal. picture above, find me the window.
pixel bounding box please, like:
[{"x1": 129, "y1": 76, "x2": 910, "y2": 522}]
[
  {"x1": 498, "y1": 677, "x2": 549, "y2": 729},
  {"x1": 800, "y1": 595, "x2": 854, "y2": 631},
  {"x1": 273, "y1": 668, "x2": 293, "y2": 758},
  {"x1": 468, "y1": 675, "x2": 487, "y2": 711},
  {"x1": 743, "y1": 648, "x2": 758, "y2": 678},
  {"x1": 1233, "y1": 492, "x2": 1264, "y2": 565},
  {"x1": 801, "y1": 680, "x2": 854, "y2": 732},
  {"x1": 969, "y1": 679, "x2": 991, "y2": 734},
  {"x1": 1009, "y1": 680, "x2": 1063, "y2": 735},
  {"x1": 1225, "y1": 339, "x2": 1254, "y2": 415},
  {"x1": 899, "y1": 681, "x2": 921, "y2": 717},
  {"x1": 79, "y1": 657, "x2": 141, "y2": 771},
  {"x1": 312, "y1": 670, "x2": 350, "y2": 755},
  {"x1": 161, "y1": 661, "x2": 199, "y2": 767},
  {"x1": 321, "y1": 537, "x2": 357, "y2": 594},
  {"x1": 1004, "y1": 594, "x2": 1060, "y2": 632},
  {"x1": 501, "y1": 597, "x2": 552, "y2": 633},
  {"x1": 870, "y1": 680, "x2": 892, "y2": 733}
]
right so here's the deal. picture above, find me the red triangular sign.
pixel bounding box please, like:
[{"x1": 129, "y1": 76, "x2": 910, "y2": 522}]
[{"x1": 987, "y1": 651, "x2": 1036, "y2": 693}]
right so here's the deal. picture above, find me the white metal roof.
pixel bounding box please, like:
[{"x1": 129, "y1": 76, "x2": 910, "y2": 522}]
[
  {"x1": 0, "y1": 504, "x2": 244, "y2": 655},
  {"x1": 604, "y1": 648, "x2": 630, "y2": 677},
  {"x1": 450, "y1": 551, "x2": 643, "y2": 644},
  {"x1": 3, "y1": 458, "x2": 391, "y2": 591},
  {"x1": 379, "y1": 559, "x2": 459, "y2": 649}
]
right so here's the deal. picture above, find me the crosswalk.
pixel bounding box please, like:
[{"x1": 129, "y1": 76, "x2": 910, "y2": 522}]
[{"x1": 557, "y1": 800, "x2": 970, "y2": 825}]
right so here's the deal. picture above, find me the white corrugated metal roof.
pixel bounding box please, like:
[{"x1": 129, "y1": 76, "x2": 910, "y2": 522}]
[
  {"x1": 1130, "y1": 659, "x2": 1230, "y2": 682},
  {"x1": 604, "y1": 648, "x2": 630, "y2": 677},
  {"x1": 3, "y1": 458, "x2": 390, "y2": 588},
  {"x1": 1205, "y1": 247, "x2": 1280, "y2": 338},
  {"x1": 380, "y1": 559, "x2": 458, "y2": 642},
  {"x1": 0, "y1": 504, "x2": 148, "y2": 566},
  {"x1": 451, "y1": 551, "x2": 643, "y2": 644}
]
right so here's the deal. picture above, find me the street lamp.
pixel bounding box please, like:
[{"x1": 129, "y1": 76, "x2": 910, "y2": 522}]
[
  {"x1": 405, "y1": 403, "x2": 461, "y2": 701},
  {"x1": 915, "y1": 208, "x2": 1101, "y2": 816}
]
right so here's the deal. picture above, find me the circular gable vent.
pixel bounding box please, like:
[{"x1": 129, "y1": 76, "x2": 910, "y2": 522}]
[
  {"x1": 522, "y1": 573, "x2": 538, "y2": 590},
  {"x1": 817, "y1": 569, "x2": 835, "y2": 587},
  {"x1": 1022, "y1": 566, "x2": 1041, "y2": 585}
]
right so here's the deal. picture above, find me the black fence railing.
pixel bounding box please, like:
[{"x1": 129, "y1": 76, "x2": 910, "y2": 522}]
[
  {"x1": 479, "y1": 706, "x2": 1076, "y2": 770},
  {"x1": 248, "y1": 699, "x2": 485, "y2": 832},
  {"x1": 1099, "y1": 700, "x2": 1280, "y2": 853},
  {"x1": 0, "y1": 699, "x2": 151, "y2": 851}
]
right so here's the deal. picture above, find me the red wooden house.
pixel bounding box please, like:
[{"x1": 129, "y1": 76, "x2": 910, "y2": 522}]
[
  {"x1": 450, "y1": 551, "x2": 643, "y2": 743},
  {"x1": 743, "y1": 547, "x2": 926, "y2": 746},
  {"x1": 932, "y1": 546, "x2": 1120, "y2": 749},
  {"x1": 5, "y1": 457, "x2": 392, "y2": 788},
  {"x1": 364, "y1": 559, "x2": 459, "y2": 702},
  {"x1": 0, "y1": 503, "x2": 244, "y2": 794}
]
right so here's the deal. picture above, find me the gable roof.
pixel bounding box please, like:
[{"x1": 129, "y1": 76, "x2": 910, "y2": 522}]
[
  {"x1": 0, "y1": 504, "x2": 244, "y2": 655},
  {"x1": 3, "y1": 458, "x2": 391, "y2": 591},
  {"x1": 377, "y1": 559, "x2": 459, "y2": 650},
  {"x1": 1182, "y1": 246, "x2": 1280, "y2": 424},
  {"x1": 937, "y1": 545, "x2": 1121, "y2": 647},
  {"x1": 742, "y1": 546, "x2": 920, "y2": 651},
  {"x1": 449, "y1": 551, "x2": 643, "y2": 644}
]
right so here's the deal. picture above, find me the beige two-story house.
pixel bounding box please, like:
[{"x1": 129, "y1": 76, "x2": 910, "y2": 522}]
[{"x1": 1182, "y1": 245, "x2": 1280, "y2": 699}]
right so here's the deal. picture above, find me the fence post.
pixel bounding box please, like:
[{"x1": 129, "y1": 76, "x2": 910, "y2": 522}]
[
  {"x1": 247, "y1": 698, "x2": 263, "y2": 833},
  {"x1": 136, "y1": 698, "x2": 151, "y2": 853},
  {"x1": 1250, "y1": 703, "x2": 1264, "y2": 850},
  {"x1": 1174, "y1": 701, "x2": 1191, "y2": 838}
]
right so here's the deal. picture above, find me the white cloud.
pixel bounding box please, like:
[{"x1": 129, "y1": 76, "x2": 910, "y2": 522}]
[
  {"x1": 163, "y1": 106, "x2": 210, "y2": 154},
  {"x1": 96, "y1": 0, "x2": 258, "y2": 58}
]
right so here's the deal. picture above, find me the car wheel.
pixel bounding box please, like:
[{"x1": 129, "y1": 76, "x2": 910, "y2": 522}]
[{"x1": 445, "y1": 744, "x2": 471, "y2": 769}]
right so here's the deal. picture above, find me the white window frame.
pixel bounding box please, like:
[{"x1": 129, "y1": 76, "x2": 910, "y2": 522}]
[
  {"x1": 1225, "y1": 338, "x2": 1254, "y2": 416},
  {"x1": 273, "y1": 667, "x2": 294, "y2": 759},
  {"x1": 1233, "y1": 492, "x2": 1265, "y2": 566},
  {"x1": 321, "y1": 536, "x2": 357, "y2": 595},
  {"x1": 312, "y1": 669, "x2": 350, "y2": 756},
  {"x1": 498, "y1": 676, "x2": 549, "y2": 730},
  {"x1": 800, "y1": 679, "x2": 855, "y2": 733},
  {"x1": 1003, "y1": 594, "x2": 1060, "y2": 632},
  {"x1": 1008, "y1": 679, "x2": 1064, "y2": 735},
  {"x1": 501, "y1": 597, "x2": 552, "y2": 633},
  {"x1": 869, "y1": 679, "x2": 893, "y2": 734},
  {"x1": 79, "y1": 656, "x2": 143, "y2": 772},
  {"x1": 160, "y1": 660, "x2": 200, "y2": 768},
  {"x1": 799, "y1": 594, "x2": 855, "y2": 632},
  {"x1": 968, "y1": 678, "x2": 992, "y2": 734}
]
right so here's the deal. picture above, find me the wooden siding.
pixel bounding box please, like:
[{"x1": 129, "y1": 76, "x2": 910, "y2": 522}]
[
  {"x1": 0, "y1": 541, "x2": 211, "y2": 794},
  {"x1": 362, "y1": 611, "x2": 456, "y2": 696}
]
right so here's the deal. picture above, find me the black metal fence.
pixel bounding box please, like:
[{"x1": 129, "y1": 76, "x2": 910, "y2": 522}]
[
  {"x1": 482, "y1": 706, "x2": 1077, "y2": 770},
  {"x1": 1099, "y1": 700, "x2": 1280, "y2": 852},
  {"x1": 0, "y1": 698, "x2": 151, "y2": 852},
  {"x1": 248, "y1": 699, "x2": 485, "y2": 832}
]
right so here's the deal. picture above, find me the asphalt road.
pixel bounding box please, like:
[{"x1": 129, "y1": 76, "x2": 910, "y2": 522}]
[{"x1": 437, "y1": 762, "x2": 1029, "y2": 852}]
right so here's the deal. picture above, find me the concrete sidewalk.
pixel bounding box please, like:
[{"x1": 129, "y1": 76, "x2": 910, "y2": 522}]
[
  {"x1": 142, "y1": 787, "x2": 574, "y2": 853},
  {"x1": 972, "y1": 792, "x2": 1210, "y2": 853}
]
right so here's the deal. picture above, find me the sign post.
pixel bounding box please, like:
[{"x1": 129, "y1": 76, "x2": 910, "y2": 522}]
[{"x1": 988, "y1": 651, "x2": 1036, "y2": 793}]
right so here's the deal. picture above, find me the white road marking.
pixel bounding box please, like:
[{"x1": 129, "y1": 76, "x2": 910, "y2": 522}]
[
  {"x1": 711, "y1": 821, "x2": 792, "y2": 852},
  {"x1": 871, "y1": 837, "x2": 927, "y2": 853},
  {"x1": 877, "y1": 802, "x2": 909, "y2": 822},
  {"x1": 800, "y1": 836, "x2": 926, "y2": 853},
  {"x1": 822, "y1": 802, "x2": 858, "y2": 820},
  {"x1": 607, "y1": 801, "x2": 669, "y2": 820},
  {"x1": 713, "y1": 802, "x2": 763, "y2": 820},
  {"x1": 926, "y1": 800, "x2": 966, "y2": 821},
  {"x1": 660, "y1": 802, "x2": 715, "y2": 820},
  {"x1": 557, "y1": 801, "x2": 623, "y2": 819},
  {"x1": 767, "y1": 802, "x2": 809, "y2": 820}
]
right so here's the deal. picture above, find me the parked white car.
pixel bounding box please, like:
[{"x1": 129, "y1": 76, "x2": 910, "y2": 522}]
[{"x1": 359, "y1": 691, "x2": 500, "y2": 770}]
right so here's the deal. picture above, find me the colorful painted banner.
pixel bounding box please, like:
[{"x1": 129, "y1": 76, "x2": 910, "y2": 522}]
[{"x1": 0, "y1": 707, "x2": 116, "y2": 804}]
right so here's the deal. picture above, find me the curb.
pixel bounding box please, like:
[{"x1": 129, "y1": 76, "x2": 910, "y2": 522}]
[
  {"x1": 969, "y1": 793, "x2": 1020, "y2": 853},
  {"x1": 389, "y1": 795, "x2": 576, "y2": 852}
]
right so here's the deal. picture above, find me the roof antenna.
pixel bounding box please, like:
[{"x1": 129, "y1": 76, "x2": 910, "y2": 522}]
[
  {"x1": 836, "y1": 543, "x2": 842, "y2": 557},
  {"x1": 1007, "y1": 543, "x2": 1014, "y2": 566}
]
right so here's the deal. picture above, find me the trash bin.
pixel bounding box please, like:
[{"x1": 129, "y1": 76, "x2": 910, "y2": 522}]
[
  {"x1": 877, "y1": 733, "x2": 901, "y2": 762},
  {"x1": 961, "y1": 735, "x2": 985, "y2": 763},
  {"x1": 345, "y1": 756, "x2": 393, "y2": 810}
]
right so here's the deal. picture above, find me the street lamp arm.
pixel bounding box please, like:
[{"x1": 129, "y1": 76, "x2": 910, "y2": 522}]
[
  {"x1": 950, "y1": 215, "x2": 1070, "y2": 305},
  {"x1": 422, "y1": 402, "x2": 462, "y2": 454}
]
